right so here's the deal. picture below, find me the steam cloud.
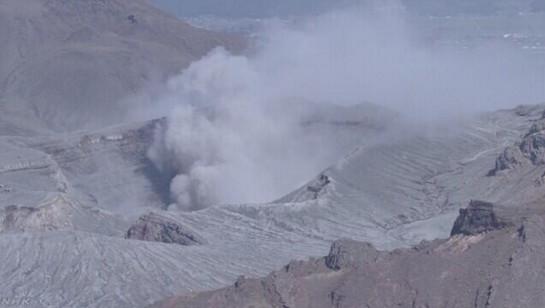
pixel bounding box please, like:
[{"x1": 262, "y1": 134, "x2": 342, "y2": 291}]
[{"x1": 145, "y1": 3, "x2": 545, "y2": 211}]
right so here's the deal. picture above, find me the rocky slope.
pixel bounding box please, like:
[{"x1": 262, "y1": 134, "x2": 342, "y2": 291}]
[
  {"x1": 0, "y1": 103, "x2": 541, "y2": 308},
  {"x1": 1, "y1": 3, "x2": 545, "y2": 308},
  {"x1": 147, "y1": 104, "x2": 545, "y2": 308},
  {"x1": 0, "y1": 119, "x2": 165, "y2": 218},
  {"x1": 0, "y1": 0, "x2": 243, "y2": 132},
  {"x1": 154, "y1": 200, "x2": 545, "y2": 308},
  {"x1": 0, "y1": 194, "x2": 126, "y2": 236},
  {"x1": 0, "y1": 101, "x2": 396, "y2": 307}
]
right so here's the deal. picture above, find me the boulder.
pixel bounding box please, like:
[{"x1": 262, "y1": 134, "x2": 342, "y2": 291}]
[
  {"x1": 450, "y1": 200, "x2": 509, "y2": 236},
  {"x1": 126, "y1": 212, "x2": 205, "y2": 246},
  {"x1": 325, "y1": 239, "x2": 379, "y2": 270}
]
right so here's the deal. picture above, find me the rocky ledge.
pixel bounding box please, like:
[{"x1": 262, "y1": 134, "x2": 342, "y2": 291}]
[
  {"x1": 450, "y1": 200, "x2": 510, "y2": 236},
  {"x1": 489, "y1": 118, "x2": 545, "y2": 175},
  {"x1": 126, "y1": 212, "x2": 205, "y2": 246},
  {"x1": 325, "y1": 239, "x2": 379, "y2": 270}
]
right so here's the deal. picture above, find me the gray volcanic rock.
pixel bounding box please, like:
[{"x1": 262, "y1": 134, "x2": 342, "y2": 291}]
[
  {"x1": 0, "y1": 0, "x2": 243, "y2": 132},
  {"x1": 10, "y1": 2, "x2": 545, "y2": 308},
  {"x1": 520, "y1": 128, "x2": 545, "y2": 165},
  {"x1": 450, "y1": 200, "x2": 510, "y2": 236},
  {"x1": 29, "y1": 119, "x2": 169, "y2": 214},
  {"x1": 126, "y1": 212, "x2": 205, "y2": 246},
  {"x1": 490, "y1": 118, "x2": 545, "y2": 175},
  {"x1": 324, "y1": 239, "x2": 379, "y2": 270},
  {"x1": 0, "y1": 194, "x2": 127, "y2": 236},
  {"x1": 153, "y1": 204, "x2": 545, "y2": 308},
  {"x1": 1, "y1": 103, "x2": 543, "y2": 308},
  {"x1": 0, "y1": 119, "x2": 169, "y2": 216},
  {"x1": 490, "y1": 146, "x2": 527, "y2": 175}
]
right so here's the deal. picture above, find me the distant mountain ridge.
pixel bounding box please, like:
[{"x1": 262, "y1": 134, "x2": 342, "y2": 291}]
[
  {"x1": 0, "y1": 0, "x2": 243, "y2": 133},
  {"x1": 153, "y1": 0, "x2": 545, "y2": 18}
]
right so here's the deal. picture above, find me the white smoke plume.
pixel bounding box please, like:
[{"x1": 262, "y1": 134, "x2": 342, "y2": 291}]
[
  {"x1": 146, "y1": 49, "x2": 350, "y2": 210},
  {"x1": 145, "y1": 3, "x2": 545, "y2": 211}
]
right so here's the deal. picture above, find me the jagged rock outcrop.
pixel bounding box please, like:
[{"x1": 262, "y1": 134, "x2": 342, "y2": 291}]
[
  {"x1": 489, "y1": 119, "x2": 545, "y2": 175},
  {"x1": 152, "y1": 201, "x2": 545, "y2": 308},
  {"x1": 126, "y1": 212, "x2": 205, "y2": 246},
  {"x1": 520, "y1": 129, "x2": 545, "y2": 165},
  {"x1": 450, "y1": 200, "x2": 510, "y2": 236},
  {"x1": 489, "y1": 146, "x2": 527, "y2": 175},
  {"x1": 325, "y1": 239, "x2": 379, "y2": 270},
  {"x1": 306, "y1": 174, "x2": 331, "y2": 198}
]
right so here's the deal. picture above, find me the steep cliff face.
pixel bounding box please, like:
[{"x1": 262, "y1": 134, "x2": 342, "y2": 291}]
[
  {"x1": 450, "y1": 200, "x2": 510, "y2": 236},
  {"x1": 489, "y1": 114, "x2": 545, "y2": 176}
]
